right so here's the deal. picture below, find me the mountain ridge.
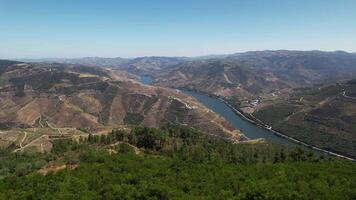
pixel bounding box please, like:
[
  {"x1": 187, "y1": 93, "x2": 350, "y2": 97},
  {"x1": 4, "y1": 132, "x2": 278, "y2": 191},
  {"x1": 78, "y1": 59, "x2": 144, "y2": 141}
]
[{"x1": 154, "y1": 50, "x2": 356, "y2": 97}]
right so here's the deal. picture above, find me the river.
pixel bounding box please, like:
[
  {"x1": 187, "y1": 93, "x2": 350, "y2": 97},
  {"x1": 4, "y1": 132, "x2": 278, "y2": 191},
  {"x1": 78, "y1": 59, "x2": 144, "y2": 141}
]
[
  {"x1": 139, "y1": 75, "x2": 154, "y2": 85},
  {"x1": 140, "y1": 75, "x2": 356, "y2": 160},
  {"x1": 139, "y1": 75, "x2": 295, "y2": 146},
  {"x1": 181, "y1": 89, "x2": 297, "y2": 146}
]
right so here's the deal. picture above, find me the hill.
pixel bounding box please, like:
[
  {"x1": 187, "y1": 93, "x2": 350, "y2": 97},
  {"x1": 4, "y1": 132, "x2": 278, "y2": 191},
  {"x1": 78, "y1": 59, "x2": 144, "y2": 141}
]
[
  {"x1": 154, "y1": 50, "x2": 356, "y2": 97},
  {"x1": 251, "y1": 80, "x2": 356, "y2": 158},
  {"x1": 20, "y1": 57, "x2": 127, "y2": 68},
  {"x1": 0, "y1": 126, "x2": 354, "y2": 199},
  {"x1": 21, "y1": 56, "x2": 188, "y2": 76},
  {"x1": 151, "y1": 51, "x2": 356, "y2": 158},
  {"x1": 0, "y1": 59, "x2": 354, "y2": 199},
  {"x1": 0, "y1": 60, "x2": 242, "y2": 152}
]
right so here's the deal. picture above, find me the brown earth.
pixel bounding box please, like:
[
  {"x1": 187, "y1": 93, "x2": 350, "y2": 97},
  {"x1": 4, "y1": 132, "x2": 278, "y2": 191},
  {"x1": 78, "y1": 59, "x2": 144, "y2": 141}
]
[{"x1": 0, "y1": 60, "x2": 243, "y2": 150}]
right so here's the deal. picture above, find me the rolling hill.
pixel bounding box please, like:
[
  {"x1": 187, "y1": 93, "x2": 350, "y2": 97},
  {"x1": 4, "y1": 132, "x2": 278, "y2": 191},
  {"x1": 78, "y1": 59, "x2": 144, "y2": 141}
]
[
  {"x1": 151, "y1": 51, "x2": 356, "y2": 158},
  {"x1": 12, "y1": 51, "x2": 356, "y2": 158},
  {"x1": 252, "y1": 80, "x2": 356, "y2": 158},
  {"x1": 1, "y1": 125, "x2": 354, "y2": 199},
  {"x1": 0, "y1": 60, "x2": 243, "y2": 152},
  {"x1": 154, "y1": 50, "x2": 356, "y2": 97},
  {"x1": 21, "y1": 56, "x2": 187, "y2": 76}
]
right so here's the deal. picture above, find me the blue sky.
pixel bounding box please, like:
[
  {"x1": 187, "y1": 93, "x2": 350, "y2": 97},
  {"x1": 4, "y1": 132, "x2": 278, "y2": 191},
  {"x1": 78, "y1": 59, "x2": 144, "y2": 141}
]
[{"x1": 0, "y1": 0, "x2": 355, "y2": 58}]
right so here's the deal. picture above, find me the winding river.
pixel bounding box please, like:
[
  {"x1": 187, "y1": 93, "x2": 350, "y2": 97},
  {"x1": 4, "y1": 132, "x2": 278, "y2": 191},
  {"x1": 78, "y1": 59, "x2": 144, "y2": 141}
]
[
  {"x1": 140, "y1": 75, "x2": 295, "y2": 146},
  {"x1": 180, "y1": 89, "x2": 297, "y2": 146},
  {"x1": 139, "y1": 75, "x2": 356, "y2": 160}
]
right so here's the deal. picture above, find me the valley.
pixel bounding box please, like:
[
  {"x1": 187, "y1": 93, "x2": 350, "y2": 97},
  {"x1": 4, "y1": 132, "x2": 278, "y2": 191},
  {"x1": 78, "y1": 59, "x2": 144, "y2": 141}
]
[
  {"x1": 154, "y1": 51, "x2": 356, "y2": 97},
  {"x1": 149, "y1": 51, "x2": 356, "y2": 159},
  {"x1": 0, "y1": 54, "x2": 355, "y2": 199},
  {"x1": 28, "y1": 51, "x2": 356, "y2": 159},
  {"x1": 0, "y1": 60, "x2": 244, "y2": 154},
  {"x1": 2, "y1": 1, "x2": 356, "y2": 199}
]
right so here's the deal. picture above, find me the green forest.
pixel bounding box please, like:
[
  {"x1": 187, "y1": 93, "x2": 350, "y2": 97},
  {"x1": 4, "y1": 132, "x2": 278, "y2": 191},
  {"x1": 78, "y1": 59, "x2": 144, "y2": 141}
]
[{"x1": 0, "y1": 126, "x2": 355, "y2": 199}]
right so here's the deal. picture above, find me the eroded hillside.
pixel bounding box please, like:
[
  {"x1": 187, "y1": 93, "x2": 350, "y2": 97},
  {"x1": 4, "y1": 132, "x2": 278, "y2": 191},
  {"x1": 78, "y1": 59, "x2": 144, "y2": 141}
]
[{"x1": 0, "y1": 60, "x2": 242, "y2": 152}]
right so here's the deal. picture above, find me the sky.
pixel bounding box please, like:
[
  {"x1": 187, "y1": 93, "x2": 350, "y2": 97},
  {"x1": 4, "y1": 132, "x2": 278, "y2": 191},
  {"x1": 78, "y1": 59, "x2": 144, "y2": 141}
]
[{"x1": 0, "y1": 0, "x2": 355, "y2": 58}]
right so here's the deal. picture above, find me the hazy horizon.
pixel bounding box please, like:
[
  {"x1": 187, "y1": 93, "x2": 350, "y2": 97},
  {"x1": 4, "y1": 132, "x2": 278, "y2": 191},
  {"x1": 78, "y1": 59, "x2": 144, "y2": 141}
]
[
  {"x1": 6, "y1": 49, "x2": 355, "y2": 60},
  {"x1": 1, "y1": 0, "x2": 356, "y2": 58}
]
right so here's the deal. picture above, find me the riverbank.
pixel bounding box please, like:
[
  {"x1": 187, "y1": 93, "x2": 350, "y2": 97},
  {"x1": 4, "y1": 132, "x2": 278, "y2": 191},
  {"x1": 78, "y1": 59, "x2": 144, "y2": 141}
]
[
  {"x1": 219, "y1": 98, "x2": 355, "y2": 161},
  {"x1": 180, "y1": 88, "x2": 355, "y2": 161},
  {"x1": 139, "y1": 76, "x2": 354, "y2": 161}
]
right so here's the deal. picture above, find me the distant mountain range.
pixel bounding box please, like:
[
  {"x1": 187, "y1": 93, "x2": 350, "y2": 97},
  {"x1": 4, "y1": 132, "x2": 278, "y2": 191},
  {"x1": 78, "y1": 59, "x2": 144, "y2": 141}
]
[
  {"x1": 20, "y1": 57, "x2": 127, "y2": 66},
  {"x1": 151, "y1": 50, "x2": 356, "y2": 158},
  {"x1": 18, "y1": 51, "x2": 356, "y2": 89},
  {"x1": 154, "y1": 50, "x2": 356, "y2": 97},
  {"x1": 19, "y1": 56, "x2": 189, "y2": 75},
  {"x1": 12, "y1": 50, "x2": 356, "y2": 158},
  {"x1": 20, "y1": 50, "x2": 356, "y2": 95}
]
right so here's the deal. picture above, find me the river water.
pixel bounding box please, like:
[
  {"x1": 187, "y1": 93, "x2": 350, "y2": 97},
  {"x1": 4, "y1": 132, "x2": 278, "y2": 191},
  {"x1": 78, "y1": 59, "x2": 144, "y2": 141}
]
[
  {"x1": 139, "y1": 75, "x2": 154, "y2": 85},
  {"x1": 139, "y1": 75, "x2": 296, "y2": 146}
]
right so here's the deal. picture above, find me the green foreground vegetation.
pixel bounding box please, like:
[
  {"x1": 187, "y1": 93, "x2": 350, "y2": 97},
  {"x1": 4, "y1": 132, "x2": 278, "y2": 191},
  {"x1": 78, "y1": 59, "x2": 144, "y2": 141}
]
[{"x1": 0, "y1": 126, "x2": 355, "y2": 199}]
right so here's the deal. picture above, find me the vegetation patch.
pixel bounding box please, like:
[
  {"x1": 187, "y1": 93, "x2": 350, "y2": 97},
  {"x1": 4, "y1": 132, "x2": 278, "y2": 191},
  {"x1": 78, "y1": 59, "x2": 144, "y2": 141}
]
[
  {"x1": 123, "y1": 113, "x2": 144, "y2": 125},
  {"x1": 0, "y1": 126, "x2": 355, "y2": 199}
]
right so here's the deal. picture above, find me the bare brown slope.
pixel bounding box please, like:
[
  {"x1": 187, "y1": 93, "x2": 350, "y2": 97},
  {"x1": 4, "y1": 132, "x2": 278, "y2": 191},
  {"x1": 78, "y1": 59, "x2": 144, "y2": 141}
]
[{"x1": 0, "y1": 61, "x2": 242, "y2": 141}]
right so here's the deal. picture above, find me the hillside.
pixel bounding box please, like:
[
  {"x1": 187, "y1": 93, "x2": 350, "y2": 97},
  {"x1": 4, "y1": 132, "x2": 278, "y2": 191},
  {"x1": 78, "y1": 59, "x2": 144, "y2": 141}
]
[
  {"x1": 251, "y1": 80, "x2": 356, "y2": 158},
  {"x1": 0, "y1": 60, "x2": 242, "y2": 152},
  {"x1": 28, "y1": 51, "x2": 356, "y2": 96},
  {"x1": 117, "y1": 57, "x2": 187, "y2": 75},
  {"x1": 0, "y1": 126, "x2": 354, "y2": 199},
  {"x1": 154, "y1": 50, "x2": 356, "y2": 97},
  {"x1": 151, "y1": 51, "x2": 356, "y2": 158},
  {"x1": 21, "y1": 57, "x2": 127, "y2": 68}
]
